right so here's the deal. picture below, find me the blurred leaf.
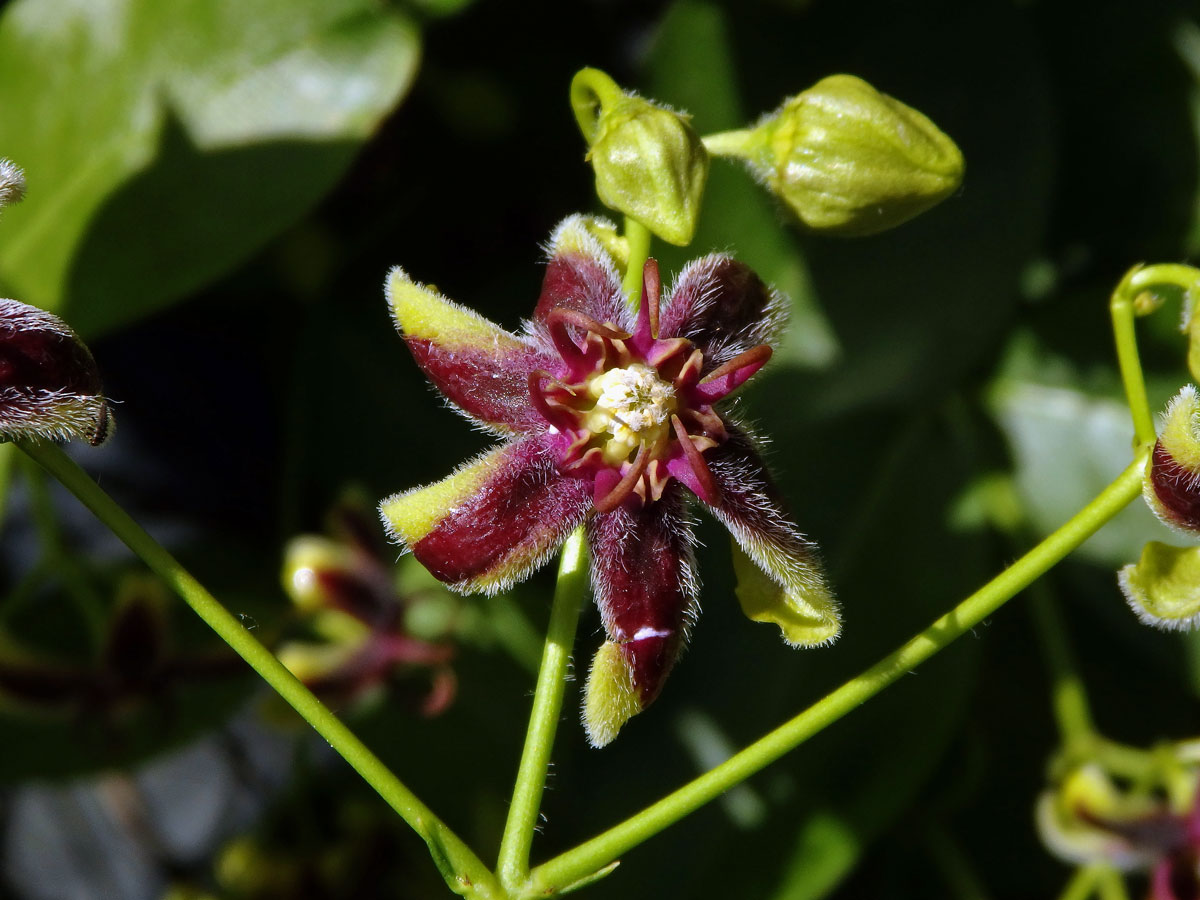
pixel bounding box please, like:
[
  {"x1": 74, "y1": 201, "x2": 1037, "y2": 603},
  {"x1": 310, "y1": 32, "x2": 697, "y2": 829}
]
[
  {"x1": 0, "y1": 0, "x2": 419, "y2": 336},
  {"x1": 989, "y1": 332, "x2": 1175, "y2": 566}
]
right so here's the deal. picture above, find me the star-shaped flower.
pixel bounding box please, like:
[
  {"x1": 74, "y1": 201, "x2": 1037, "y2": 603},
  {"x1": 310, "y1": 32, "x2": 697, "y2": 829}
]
[{"x1": 379, "y1": 216, "x2": 838, "y2": 745}]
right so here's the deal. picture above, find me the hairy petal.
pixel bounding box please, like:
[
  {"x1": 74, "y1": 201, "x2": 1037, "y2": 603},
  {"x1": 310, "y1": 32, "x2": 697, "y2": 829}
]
[
  {"x1": 386, "y1": 267, "x2": 549, "y2": 432},
  {"x1": 706, "y1": 424, "x2": 839, "y2": 646},
  {"x1": 583, "y1": 484, "x2": 698, "y2": 746},
  {"x1": 659, "y1": 255, "x2": 787, "y2": 367},
  {"x1": 0, "y1": 299, "x2": 113, "y2": 445},
  {"x1": 532, "y1": 215, "x2": 630, "y2": 330},
  {"x1": 379, "y1": 437, "x2": 591, "y2": 594}
]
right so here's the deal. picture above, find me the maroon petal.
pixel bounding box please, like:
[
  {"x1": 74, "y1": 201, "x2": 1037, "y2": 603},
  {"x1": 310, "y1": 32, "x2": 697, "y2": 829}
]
[
  {"x1": 380, "y1": 437, "x2": 592, "y2": 594},
  {"x1": 532, "y1": 216, "x2": 630, "y2": 329},
  {"x1": 705, "y1": 422, "x2": 838, "y2": 646},
  {"x1": 1152, "y1": 853, "x2": 1200, "y2": 900},
  {"x1": 587, "y1": 482, "x2": 698, "y2": 706},
  {"x1": 0, "y1": 298, "x2": 113, "y2": 445},
  {"x1": 658, "y1": 255, "x2": 787, "y2": 368},
  {"x1": 387, "y1": 268, "x2": 552, "y2": 432}
]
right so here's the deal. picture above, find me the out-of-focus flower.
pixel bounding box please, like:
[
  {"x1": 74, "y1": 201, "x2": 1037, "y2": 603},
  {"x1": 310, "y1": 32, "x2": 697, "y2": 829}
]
[
  {"x1": 0, "y1": 573, "x2": 239, "y2": 724},
  {"x1": 279, "y1": 501, "x2": 456, "y2": 717},
  {"x1": 1038, "y1": 745, "x2": 1200, "y2": 899},
  {"x1": 379, "y1": 215, "x2": 837, "y2": 746}
]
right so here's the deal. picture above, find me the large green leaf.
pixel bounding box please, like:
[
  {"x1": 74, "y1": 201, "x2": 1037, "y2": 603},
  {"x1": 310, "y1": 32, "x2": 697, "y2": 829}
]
[{"x1": 0, "y1": 0, "x2": 419, "y2": 336}]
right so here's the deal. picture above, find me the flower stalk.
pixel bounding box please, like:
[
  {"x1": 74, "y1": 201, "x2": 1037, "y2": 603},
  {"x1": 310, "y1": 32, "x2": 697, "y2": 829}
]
[
  {"x1": 13, "y1": 438, "x2": 502, "y2": 900},
  {"x1": 524, "y1": 453, "x2": 1147, "y2": 897},
  {"x1": 497, "y1": 527, "x2": 589, "y2": 893}
]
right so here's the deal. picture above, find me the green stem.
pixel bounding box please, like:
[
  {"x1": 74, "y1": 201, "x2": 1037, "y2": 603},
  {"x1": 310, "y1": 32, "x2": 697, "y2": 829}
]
[
  {"x1": 700, "y1": 129, "x2": 757, "y2": 159},
  {"x1": 1057, "y1": 865, "x2": 1101, "y2": 900},
  {"x1": 15, "y1": 439, "x2": 502, "y2": 900},
  {"x1": 1109, "y1": 269, "x2": 1158, "y2": 448},
  {"x1": 497, "y1": 527, "x2": 589, "y2": 893},
  {"x1": 1094, "y1": 864, "x2": 1131, "y2": 900},
  {"x1": 524, "y1": 453, "x2": 1147, "y2": 897},
  {"x1": 1110, "y1": 262, "x2": 1200, "y2": 448},
  {"x1": 621, "y1": 216, "x2": 653, "y2": 308},
  {"x1": 569, "y1": 68, "x2": 623, "y2": 146},
  {"x1": 1026, "y1": 581, "x2": 1095, "y2": 750}
]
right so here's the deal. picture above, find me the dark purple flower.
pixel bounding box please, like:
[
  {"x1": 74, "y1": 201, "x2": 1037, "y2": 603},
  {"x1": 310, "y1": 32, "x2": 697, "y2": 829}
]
[
  {"x1": 0, "y1": 298, "x2": 113, "y2": 445},
  {"x1": 379, "y1": 216, "x2": 837, "y2": 745}
]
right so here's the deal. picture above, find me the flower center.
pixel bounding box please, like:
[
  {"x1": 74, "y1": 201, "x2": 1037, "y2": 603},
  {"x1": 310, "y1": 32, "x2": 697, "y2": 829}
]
[{"x1": 583, "y1": 363, "x2": 677, "y2": 465}]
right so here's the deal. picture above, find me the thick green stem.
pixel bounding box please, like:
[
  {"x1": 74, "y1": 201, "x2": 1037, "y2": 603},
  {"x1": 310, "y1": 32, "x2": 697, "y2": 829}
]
[
  {"x1": 16, "y1": 439, "x2": 501, "y2": 900},
  {"x1": 621, "y1": 217, "x2": 653, "y2": 308},
  {"x1": 497, "y1": 528, "x2": 589, "y2": 892},
  {"x1": 700, "y1": 129, "x2": 757, "y2": 159},
  {"x1": 524, "y1": 454, "x2": 1147, "y2": 897},
  {"x1": 569, "y1": 68, "x2": 623, "y2": 146}
]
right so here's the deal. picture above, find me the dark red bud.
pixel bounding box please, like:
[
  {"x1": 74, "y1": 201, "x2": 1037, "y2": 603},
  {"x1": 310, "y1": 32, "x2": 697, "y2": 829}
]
[{"x1": 0, "y1": 298, "x2": 114, "y2": 446}]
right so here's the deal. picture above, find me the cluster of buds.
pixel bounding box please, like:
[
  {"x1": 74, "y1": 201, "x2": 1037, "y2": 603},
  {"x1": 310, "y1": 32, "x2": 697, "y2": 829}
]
[
  {"x1": 572, "y1": 69, "x2": 962, "y2": 247},
  {"x1": 1038, "y1": 742, "x2": 1200, "y2": 899},
  {"x1": 0, "y1": 158, "x2": 113, "y2": 447},
  {"x1": 278, "y1": 500, "x2": 457, "y2": 717}
]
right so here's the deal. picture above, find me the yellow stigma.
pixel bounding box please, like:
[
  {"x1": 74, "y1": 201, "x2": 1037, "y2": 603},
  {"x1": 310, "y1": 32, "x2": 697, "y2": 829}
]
[{"x1": 583, "y1": 363, "x2": 676, "y2": 465}]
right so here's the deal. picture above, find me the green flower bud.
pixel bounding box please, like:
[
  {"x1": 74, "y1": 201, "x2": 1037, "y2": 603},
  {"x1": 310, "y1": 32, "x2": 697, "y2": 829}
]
[
  {"x1": 707, "y1": 74, "x2": 963, "y2": 236},
  {"x1": 570, "y1": 68, "x2": 708, "y2": 246}
]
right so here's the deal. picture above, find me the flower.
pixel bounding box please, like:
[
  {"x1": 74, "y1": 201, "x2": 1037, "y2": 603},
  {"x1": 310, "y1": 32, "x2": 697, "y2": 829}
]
[
  {"x1": 1038, "y1": 752, "x2": 1200, "y2": 900},
  {"x1": 280, "y1": 500, "x2": 456, "y2": 717},
  {"x1": 379, "y1": 216, "x2": 837, "y2": 745},
  {"x1": 0, "y1": 297, "x2": 114, "y2": 445}
]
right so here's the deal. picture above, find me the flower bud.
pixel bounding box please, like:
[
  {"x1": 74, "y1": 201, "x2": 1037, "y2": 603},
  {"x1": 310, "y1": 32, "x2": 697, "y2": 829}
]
[
  {"x1": 1118, "y1": 541, "x2": 1200, "y2": 630},
  {"x1": 0, "y1": 298, "x2": 114, "y2": 445},
  {"x1": 1144, "y1": 385, "x2": 1200, "y2": 533},
  {"x1": 572, "y1": 68, "x2": 708, "y2": 246},
  {"x1": 0, "y1": 159, "x2": 25, "y2": 209},
  {"x1": 712, "y1": 74, "x2": 963, "y2": 236}
]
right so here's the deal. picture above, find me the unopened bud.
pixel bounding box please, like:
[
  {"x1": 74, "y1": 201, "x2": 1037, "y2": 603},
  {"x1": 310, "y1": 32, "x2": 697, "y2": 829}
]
[
  {"x1": 708, "y1": 74, "x2": 963, "y2": 236},
  {"x1": 0, "y1": 159, "x2": 25, "y2": 209},
  {"x1": 571, "y1": 68, "x2": 708, "y2": 246},
  {"x1": 1144, "y1": 385, "x2": 1200, "y2": 533},
  {"x1": 0, "y1": 298, "x2": 113, "y2": 445}
]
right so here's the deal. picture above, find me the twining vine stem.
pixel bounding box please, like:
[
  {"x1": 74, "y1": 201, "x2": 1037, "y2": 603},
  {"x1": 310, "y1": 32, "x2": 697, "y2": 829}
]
[
  {"x1": 523, "y1": 453, "x2": 1148, "y2": 896},
  {"x1": 14, "y1": 438, "x2": 504, "y2": 900}
]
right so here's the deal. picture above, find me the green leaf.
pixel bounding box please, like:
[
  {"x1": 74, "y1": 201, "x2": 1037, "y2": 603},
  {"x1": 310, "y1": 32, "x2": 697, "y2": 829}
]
[{"x1": 0, "y1": 0, "x2": 419, "y2": 336}]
